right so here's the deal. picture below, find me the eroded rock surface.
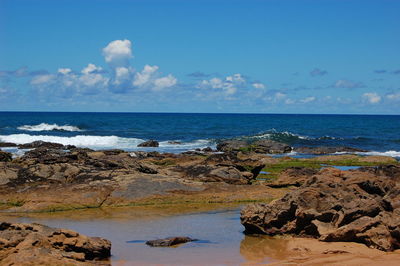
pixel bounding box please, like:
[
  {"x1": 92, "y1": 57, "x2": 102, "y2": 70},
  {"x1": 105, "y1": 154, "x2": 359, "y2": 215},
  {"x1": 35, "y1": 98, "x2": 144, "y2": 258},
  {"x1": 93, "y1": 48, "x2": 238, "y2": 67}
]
[
  {"x1": 241, "y1": 166, "x2": 400, "y2": 251},
  {"x1": 295, "y1": 146, "x2": 367, "y2": 155},
  {"x1": 216, "y1": 140, "x2": 292, "y2": 154},
  {"x1": 0, "y1": 221, "x2": 111, "y2": 265},
  {"x1": 146, "y1": 236, "x2": 196, "y2": 247}
]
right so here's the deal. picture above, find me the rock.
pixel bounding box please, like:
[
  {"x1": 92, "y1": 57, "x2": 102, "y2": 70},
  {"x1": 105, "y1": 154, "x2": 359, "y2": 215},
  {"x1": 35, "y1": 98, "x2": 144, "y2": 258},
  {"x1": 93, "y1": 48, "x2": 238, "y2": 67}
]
[
  {"x1": 138, "y1": 140, "x2": 159, "y2": 147},
  {"x1": 202, "y1": 147, "x2": 214, "y2": 152},
  {"x1": 216, "y1": 139, "x2": 292, "y2": 154},
  {"x1": 168, "y1": 141, "x2": 182, "y2": 145},
  {"x1": 146, "y1": 236, "x2": 196, "y2": 247},
  {"x1": 216, "y1": 140, "x2": 248, "y2": 152},
  {"x1": 176, "y1": 164, "x2": 253, "y2": 184},
  {"x1": 251, "y1": 140, "x2": 292, "y2": 154},
  {"x1": 358, "y1": 165, "x2": 400, "y2": 181},
  {"x1": 267, "y1": 167, "x2": 319, "y2": 188},
  {"x1": 18, "y1": 141, "x2": 73, "y2": 150},
  {"x1": 0, "y1": 142, "x2": 17, "y2": 147},
  {"x1": 241, "y1": 167, "x2": 400, "y2": 251},
  {"x1": 0, "y1": 151, "x2": 12, "y2": 162},
  {"x1": 0, "y1": 221, "x2": 111, "y2": 265},
  {"x1": 295, "y1": 146, "x2": 367, "y2": 155}
]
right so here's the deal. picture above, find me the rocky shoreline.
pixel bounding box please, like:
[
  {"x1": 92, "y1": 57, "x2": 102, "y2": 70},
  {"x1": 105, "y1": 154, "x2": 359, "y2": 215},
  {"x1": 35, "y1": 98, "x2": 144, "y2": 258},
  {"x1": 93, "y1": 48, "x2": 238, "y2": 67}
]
[{"x1": 1, "y1": 139, "x2": 400, "y2": 264}]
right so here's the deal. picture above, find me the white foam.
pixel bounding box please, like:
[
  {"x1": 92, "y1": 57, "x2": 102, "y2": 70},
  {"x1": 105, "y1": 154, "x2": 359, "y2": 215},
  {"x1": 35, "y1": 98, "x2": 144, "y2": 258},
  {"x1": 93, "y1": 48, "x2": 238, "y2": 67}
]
[
  {"x1": 357, "y1": 151, "x2": 400, "y2": 158},
  {"x1": 0, "y1": 134, "x2": 144, "y2": 150},
  {"x1": 0, "y1": 134, "x2": 214, "y2": 152},
  {"x1": 18, "y1": 123, "x2": 82, "y2": 132}
]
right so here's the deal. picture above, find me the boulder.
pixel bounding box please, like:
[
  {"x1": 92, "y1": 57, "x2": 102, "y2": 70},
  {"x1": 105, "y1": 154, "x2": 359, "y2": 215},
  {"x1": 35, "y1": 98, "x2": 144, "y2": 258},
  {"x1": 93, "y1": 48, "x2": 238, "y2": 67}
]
[
  {"x1": 146, "y1": 236, "x2": 196, "y2": 247},
  {"x1": 0, "y1": 151, "x2": 12, "y2": 162},
  {"x1": 295, "y1": 146, "x2": 367, "y2": 155},
  {"x1": 0, "y1": 222, "x2": 111, "y2": 265},
  {"x1": 138, "y1": 140, "x2": 159, "y2": 147},
  {"x1": 241, "y1": 167, "x2": 400, "y2": 251}
]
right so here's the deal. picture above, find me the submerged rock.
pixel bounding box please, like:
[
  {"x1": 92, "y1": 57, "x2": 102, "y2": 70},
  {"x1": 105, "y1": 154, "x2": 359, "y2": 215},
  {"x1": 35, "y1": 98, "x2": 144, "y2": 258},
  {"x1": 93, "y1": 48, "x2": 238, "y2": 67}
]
[
  {"x1": 138, "y1": 140, "x2": 159, "y2": 147},
  {"x1": 241, "y1": 167, "x2": 400, "y2": 251},
  {"x1": 146, "y1": 236, "x2": 196, "y2": 247},
  {"x1": 0, "y1": 221, "x2": 111, "y2": 265}
]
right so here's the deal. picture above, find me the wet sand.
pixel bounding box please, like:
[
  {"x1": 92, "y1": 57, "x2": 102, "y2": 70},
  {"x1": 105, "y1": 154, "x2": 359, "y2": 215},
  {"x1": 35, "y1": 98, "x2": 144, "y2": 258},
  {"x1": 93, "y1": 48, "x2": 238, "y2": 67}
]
[{"x1": 2, "y1": 204, "x2": 400, "y2": 265}]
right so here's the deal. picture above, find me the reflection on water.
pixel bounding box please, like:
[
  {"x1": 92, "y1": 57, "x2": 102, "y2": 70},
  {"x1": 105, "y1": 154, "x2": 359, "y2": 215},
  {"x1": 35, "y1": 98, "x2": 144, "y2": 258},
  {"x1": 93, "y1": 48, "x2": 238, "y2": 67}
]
[{"x1": 1, "y1": 205, "x2": 286, "y2": 265}]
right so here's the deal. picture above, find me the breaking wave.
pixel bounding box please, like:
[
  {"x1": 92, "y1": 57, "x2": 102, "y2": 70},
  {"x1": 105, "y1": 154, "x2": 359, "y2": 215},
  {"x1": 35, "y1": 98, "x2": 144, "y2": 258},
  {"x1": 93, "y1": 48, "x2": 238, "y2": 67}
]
[
  {"x1": 0, "y1": 134, "x2": 213, "y2": 151},
  {"x1": 18, "y1": 123, "x2": 83, "y2": 132}
]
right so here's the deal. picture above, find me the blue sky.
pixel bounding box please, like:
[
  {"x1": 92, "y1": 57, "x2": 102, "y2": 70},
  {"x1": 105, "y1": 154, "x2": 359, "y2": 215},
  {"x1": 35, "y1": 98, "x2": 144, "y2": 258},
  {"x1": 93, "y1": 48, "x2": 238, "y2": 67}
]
[{"x1": 0, "y1": 0, "x2": 399, "y2": 114}]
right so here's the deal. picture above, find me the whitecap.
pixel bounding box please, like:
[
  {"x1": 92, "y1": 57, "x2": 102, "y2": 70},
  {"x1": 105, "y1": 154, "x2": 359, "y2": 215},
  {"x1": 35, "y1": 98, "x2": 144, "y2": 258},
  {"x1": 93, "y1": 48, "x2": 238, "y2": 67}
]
[{"x1": 18, "y1": 123, "x2": 83, "y2": 132}]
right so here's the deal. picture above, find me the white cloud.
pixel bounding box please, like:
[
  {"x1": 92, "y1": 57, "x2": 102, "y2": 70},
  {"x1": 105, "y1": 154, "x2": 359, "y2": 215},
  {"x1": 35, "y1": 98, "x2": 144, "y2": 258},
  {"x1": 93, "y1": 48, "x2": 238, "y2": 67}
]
[
  {"x1": 81, "y1": 63, "x2": 103, "y2": 74},
  {"x1": 300, "y1": 96, "x2": 316, "y2": 103},
  {"x1": 362, "y1": 92, "x2": 381, "y2": 104},
  {"x1": 199, "y1": 73, "x2": 248, "y2": 95},
  {"x1": 58, "y1": 68, "x2": 72, "y2": 75},
  {"x1": 153, "y1": 75, "x2": 177, "y2": 91},
  {"x1": 274, "y1": 92, "x2": 286, "y2": 99},
  {"x1": 387, "y1": 93, "x2": 400, "y2": 101},
  {"x1": 133, "y1": 65, "x2": 159, "y2": 87},
  {"x1": 333, "y1": 79, "x2": 365, "y2": 89},
  {"x1": 252, "y1": 83, "x2": 265, "y2": 89},
  {"x1": 102, "y1": 39, "x2": 132, "y2": 66},
  {"x1": 30, "y1": 74, "x2": 55, "y2": 85},
  {"x1": 285, "y1": 98, "x2": 295, "y2": 104}
]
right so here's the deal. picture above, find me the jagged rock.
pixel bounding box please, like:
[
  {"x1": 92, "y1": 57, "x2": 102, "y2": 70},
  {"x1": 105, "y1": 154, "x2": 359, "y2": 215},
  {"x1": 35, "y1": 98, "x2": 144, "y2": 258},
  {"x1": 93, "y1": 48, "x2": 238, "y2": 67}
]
[
  {"x1": 295, "y1": 146, "x2": 367, "y2": 155},
  {"x1": 167, "y1": 141, "x2": 182, "y2": 145},
  {"x1": 0, "y1": 151, "x2": 12, "y2": 162},
  {"x1": 216, "y1": 140, "x2": 248, "y2": 152},
  {"x1": 138, "y1": 140, "x2": 159, "y2": 147},
  {"x1": 267, "y1": 167, "x2": 319, "y2": 187},
  {"x1": 0, "y1": 221, "x2": 111, "y2": 265},
  {"x1": 146, "y1": 236, "x2": 196, "y2": 247},
  {"x1": 241, "y1": 167, "x2": 400, "y2": 251}
]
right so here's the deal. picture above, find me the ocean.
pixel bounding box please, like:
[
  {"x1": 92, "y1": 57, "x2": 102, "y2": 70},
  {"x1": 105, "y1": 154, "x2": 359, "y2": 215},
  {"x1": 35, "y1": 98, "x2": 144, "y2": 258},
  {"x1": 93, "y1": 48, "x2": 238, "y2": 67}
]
[{"x1": 0, "y1": 112, "x2": 399, "y2": 158}]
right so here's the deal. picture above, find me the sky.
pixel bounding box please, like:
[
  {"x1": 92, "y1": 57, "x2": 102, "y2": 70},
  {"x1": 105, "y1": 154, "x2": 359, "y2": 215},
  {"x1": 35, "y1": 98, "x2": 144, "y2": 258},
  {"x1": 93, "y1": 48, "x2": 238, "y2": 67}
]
[{"x1": 0, "y1": 0, "x2": 399, "y2": 114}]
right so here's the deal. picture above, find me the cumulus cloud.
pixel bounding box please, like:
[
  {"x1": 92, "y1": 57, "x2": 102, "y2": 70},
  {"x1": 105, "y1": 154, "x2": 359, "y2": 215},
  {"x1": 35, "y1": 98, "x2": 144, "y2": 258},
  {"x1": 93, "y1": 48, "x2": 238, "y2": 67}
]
[
  {"x1": 332, "y1": 79, "x2": 365, "y2": 89},
  {"x1": 28, "y1": 39, "x2": 178, "y2": 95},
  {"x1": 30, "y1": 74, "x2": 55, "y2": 85},
  {"x1": 362, "y1": 92, "x2": 381, "y2": 104},
  {"x1": 252, "y1": 83, "x2": 265, "y2": 89},
  {"x1": 310, "y1": 68, "x2": 328, "y2": 77},
  {"x1": 199, "y1": 73, "x2": 248, "y2": 96},
  {"x1": 102, "y1": 39, "x2": 133, "y2": 67},
  {"x1": 300, "y1": 96, "x2": 316, "y2": 103},
  {"x1": 386, "y1": 92, "x2": 400, "y2": 101}
]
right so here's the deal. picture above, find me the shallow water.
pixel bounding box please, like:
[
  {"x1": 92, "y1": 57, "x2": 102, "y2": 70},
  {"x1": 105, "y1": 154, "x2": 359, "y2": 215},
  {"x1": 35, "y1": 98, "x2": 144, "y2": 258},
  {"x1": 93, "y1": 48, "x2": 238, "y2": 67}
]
[{"x1": 3, "y1": 205, "x2": 283, "y2": 265}]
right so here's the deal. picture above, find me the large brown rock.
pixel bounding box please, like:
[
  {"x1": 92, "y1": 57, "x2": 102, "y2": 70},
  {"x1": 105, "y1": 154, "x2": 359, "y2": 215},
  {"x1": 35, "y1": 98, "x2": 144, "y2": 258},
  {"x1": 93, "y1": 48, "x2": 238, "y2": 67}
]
[
  {"x1": 0, "y1": 221, "x2": 111, "y2": 265},
  {"x1": 241, "y1": 167, "x2": 400, "y2": 251}
]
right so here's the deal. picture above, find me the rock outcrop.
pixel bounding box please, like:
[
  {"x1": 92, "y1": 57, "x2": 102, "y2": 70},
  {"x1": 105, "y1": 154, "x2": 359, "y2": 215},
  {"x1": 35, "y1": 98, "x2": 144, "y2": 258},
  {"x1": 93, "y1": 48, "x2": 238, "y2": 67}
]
[
  {"x1": 241, "y1": 167, "x2": 400, "y2": 251},
  {"x1": 0, "y1": 221, "x2": 111, "y2": 265},
  {"x1": 216, "y1": 139, "x2": 292, "y2": 154}
]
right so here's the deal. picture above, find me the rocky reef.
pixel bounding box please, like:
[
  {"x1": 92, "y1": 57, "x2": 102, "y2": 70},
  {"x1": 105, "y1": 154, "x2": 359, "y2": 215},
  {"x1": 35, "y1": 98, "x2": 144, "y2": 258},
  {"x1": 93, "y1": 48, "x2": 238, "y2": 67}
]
[{"x1": 241, "y1": 165, "x2": 400, "y2": 251}]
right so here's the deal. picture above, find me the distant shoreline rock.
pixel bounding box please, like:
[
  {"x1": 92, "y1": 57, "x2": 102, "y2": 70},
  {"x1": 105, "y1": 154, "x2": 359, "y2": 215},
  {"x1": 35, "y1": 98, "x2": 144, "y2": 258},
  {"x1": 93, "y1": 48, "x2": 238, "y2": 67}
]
[{"x1": 138, "y1": 140, "x2": 159, "y2": 147}]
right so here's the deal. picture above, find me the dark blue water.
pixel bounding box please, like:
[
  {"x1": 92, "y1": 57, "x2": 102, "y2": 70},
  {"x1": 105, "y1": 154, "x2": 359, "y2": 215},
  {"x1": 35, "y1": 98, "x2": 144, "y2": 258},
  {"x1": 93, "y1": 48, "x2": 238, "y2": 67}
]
[{"x1": 0, "y1": 112, "x2": 399, "y2": 156}]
